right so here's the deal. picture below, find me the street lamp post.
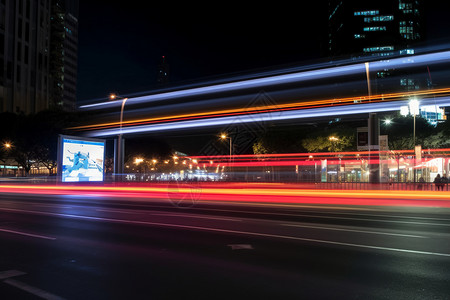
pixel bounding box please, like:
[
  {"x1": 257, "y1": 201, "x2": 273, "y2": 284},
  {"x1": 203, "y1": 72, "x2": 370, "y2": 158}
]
[
  {"x1": 409, "y1": 99, "x2": 420, "y2": 147},
  {"x1": 220, "y1": 133, "x2": 232, "y2": 179},
  {"x1": 2, "y1": 142, "x2": 12, "y2": 176},
  {"x1": 410, "y1": 99, "x2": 420, "y2": 184},
  {"x1": 401, "y1": 99, "x2": 420, "y2": 183},
  {"x1": 220, "y1": 133, "x2": 232, "y2": 162},
  {"x1": 110, "y1": 93, "x2": 128, "y2": 181}
]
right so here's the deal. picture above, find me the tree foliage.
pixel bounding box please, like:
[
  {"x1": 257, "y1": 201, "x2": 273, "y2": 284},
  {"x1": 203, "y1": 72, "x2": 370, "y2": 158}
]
[{"x1": 0, "y1": 109, "x2": 91, "y2": 176}]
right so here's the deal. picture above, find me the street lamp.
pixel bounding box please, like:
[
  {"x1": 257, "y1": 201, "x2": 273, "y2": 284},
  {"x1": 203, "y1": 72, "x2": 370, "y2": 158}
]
[
  {"x1": 220, "y1": 133, "x2": 232, "y2": 161},
  {"x1": 400, "y1": 99, "x2": 420, "y2": 146},
  {"x1": 110, "y1": 93, "x2": 128, "y2": 180},
  {"x1": 220, "y1": 133, "x2": 233, "y2": 179},
  {"x1": 400, "y1": 98, "x2": 420, "y2": 183},
  {"x1": 109, "y1": 93, "x2": 129, "y2": 132},
  {"x1": 409, "y1": 99, "x2": 420, "y2": 147}
]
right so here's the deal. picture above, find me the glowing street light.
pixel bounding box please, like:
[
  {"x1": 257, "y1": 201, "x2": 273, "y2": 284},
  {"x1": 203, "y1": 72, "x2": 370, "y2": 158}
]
[
  {"x1": 400, "y1": 99, "x2": 421, "y2": 183},
  {"x1": 110, "y1": 93, "x2": 129, "y2": 180},
  {"x1": 220, "y1": 133, "x2": 232, "y2": 161},
  {"x1": 409, "y1": 99, "x2": 420, "y2": 147}
]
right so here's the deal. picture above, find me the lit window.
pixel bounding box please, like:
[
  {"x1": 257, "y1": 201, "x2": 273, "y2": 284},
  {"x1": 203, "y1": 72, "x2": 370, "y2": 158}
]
[
  {"x1": 363, "y1": 46, "x2": 394, "y2": 52},
  {"x1": 364, "y1": 15, "x2": 394, "y2": 22},
  {"x1": 363, "y1": 26, "x2": 387, "y2": 32},
  {"x1": 354, "y1": 10, "x2": 379, "y2": 16}
]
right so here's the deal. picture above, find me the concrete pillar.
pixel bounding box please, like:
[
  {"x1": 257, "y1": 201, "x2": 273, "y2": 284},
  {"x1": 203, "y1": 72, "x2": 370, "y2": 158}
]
[{"x1": 114, "y1": 135, "x2": 125, "y2": 181}]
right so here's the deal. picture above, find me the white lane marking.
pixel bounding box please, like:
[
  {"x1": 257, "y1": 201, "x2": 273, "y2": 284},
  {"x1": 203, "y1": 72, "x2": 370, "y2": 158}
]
[
  {"x1": 281, "y1": 223, "x2": 426, "y2": 238},
  {"x1": 1, "y1": 207, "x2": 449, "y2": 257},
  {"x1": 176, "y1": 205, "x2": 450, "y2": 226},
  {"x1": 0, "y1": 228, "x2": 56, "y2": 240},
  {"x1": 96, "y1": 208, "x2": 242, "y2": 222},
  {"x1": 0, "y1": 269, "x2": 26, "y2": 280},
  {"x1": 149, "y1": 212, "x2": 242, "y2": 222},
  {"x1": 4, "y1": 278, "x2": 66, "y2": 300}
]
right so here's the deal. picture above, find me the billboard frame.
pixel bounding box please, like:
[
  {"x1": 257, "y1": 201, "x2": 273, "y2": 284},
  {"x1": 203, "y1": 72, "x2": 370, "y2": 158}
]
[{"x1": 57, "y1": 134, "x2": 106, "y2": 183}]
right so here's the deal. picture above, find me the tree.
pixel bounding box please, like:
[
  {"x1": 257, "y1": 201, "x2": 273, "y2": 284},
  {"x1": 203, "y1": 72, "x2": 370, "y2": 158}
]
[
  {"x1": 381, "y1": 114, "x2": 436, "y2": 150},
  {"x1": 252, "y1": 139, "x2": 270, "y2": 155},
  {"x1": 302, "y1": 134, "x2": 354, "y2": 152},
  {"x1": 0, "y1": 109, "x2": 92, "y2": 176}
]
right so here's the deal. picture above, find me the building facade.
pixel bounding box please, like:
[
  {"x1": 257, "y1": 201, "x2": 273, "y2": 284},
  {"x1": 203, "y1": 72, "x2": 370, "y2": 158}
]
[
  {"x1": 328, "y1": 1, "x2": 445, "y2": 126},
  {"x1": 328, "y1": 0, "x2": 424, "y2": 59},
  {"x1": 0, "y1": 0, "x2": 78, "y2": 115},
  {"x1": 49, "y1": 0, "x2": 78, "y2": 112},
  {"x1": 0, "y1": 0, "x2": 51, "y2": 114}
]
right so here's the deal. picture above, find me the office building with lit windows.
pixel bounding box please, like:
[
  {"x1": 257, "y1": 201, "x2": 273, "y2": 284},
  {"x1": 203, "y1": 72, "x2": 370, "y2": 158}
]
[
  {"x1": 0, "y1": 0, "x2": 78, "y2": 115},
  {"x1": 50, "y1": 0, "x2": 78, "y2": 112},
  {"x1": 328, "y1": 0, "x2": 423, "y2": 59},
  {"x1": 0, "y1": 0, "x2": 52, "y2": 114},
  {"x1": 328, "y1": 1, "x2": 425, "y2": 91},
  {"x1": 328, "y1": 1, "x2": 445, "y2": 125}
]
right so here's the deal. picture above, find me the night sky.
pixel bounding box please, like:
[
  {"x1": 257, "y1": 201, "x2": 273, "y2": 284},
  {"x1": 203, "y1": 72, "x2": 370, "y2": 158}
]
[
  {"x1": 77, "y1": 1, "x2": 450, "y2": 104},
  {"x1": 77, "y1": 2, "x2": 330, "y2": 103}
]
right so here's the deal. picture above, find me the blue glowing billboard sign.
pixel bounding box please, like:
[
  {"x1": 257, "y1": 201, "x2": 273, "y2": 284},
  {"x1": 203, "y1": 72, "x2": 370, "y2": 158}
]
[{"x1": 57, "y1": 135, "x2": 105, "y2": 182}]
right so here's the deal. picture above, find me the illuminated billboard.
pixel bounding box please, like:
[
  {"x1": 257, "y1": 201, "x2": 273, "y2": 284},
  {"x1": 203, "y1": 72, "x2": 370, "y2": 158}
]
[{"x1": 58, "y1": 135, "x2": 105, "y2": 182}]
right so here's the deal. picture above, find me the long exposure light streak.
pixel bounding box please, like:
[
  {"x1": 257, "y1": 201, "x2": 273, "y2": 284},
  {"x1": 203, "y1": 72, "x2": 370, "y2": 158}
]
[
  {"x1": 188, "y1": 148, "x2": 450, "y2": 162},
  {"x1": 85, "y1": 96, "x2": 450, "y2": 137},
  {"x1": 73, "y1": 87, "x2": 450, "y2": 131},
  {"x1": 1, "y1": 184, "x2": 450, "y2": 208},
  {"x1": 79, "y1": 50, "x2": 450, "y2": 110}
]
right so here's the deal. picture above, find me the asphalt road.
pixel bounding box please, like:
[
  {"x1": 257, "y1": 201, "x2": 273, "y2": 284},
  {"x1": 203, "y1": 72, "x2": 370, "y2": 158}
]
[{"x1": 0, "y1": 192, "x2": 450, "y2": 299}]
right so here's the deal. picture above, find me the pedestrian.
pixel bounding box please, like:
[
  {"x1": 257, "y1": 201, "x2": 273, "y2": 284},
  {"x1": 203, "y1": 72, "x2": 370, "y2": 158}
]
[
  {"x1": 442, "y1": 173, "x2": 448, "y2": 191},
  {"x1": 434, "y1": 174, "x2": 442, "y2": 191}
]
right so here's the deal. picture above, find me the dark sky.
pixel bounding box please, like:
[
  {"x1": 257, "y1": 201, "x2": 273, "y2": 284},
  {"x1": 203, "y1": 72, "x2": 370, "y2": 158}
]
[
  {"x1": 77, "y1": 2, "x2": 330, "y2": 103},
  {"x1": 77, "y1": 1, "x2": 450, "y2": 104}
]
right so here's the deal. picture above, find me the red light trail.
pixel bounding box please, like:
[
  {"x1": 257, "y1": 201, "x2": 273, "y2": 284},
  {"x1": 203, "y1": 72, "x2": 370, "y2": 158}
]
[{"x1": 1, "y1": 183, "x2": 450, "y2": 208}]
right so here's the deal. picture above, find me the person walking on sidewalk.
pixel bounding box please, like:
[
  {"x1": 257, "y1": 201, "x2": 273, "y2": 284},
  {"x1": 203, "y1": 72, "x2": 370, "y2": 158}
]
[{"x1": 434, "y1": 174, "x2": 443, "y2": 191}]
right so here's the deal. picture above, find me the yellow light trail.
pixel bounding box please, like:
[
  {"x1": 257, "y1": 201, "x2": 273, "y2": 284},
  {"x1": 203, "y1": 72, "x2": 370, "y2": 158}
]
[{"x1": 71, "y1": 87, "x2": 450, "y2": 131}]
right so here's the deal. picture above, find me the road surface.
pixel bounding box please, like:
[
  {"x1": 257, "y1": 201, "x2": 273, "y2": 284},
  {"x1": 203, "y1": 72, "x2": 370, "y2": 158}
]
[{"x1": 0, "y1": 191, "x2": 449, "y2": 299}]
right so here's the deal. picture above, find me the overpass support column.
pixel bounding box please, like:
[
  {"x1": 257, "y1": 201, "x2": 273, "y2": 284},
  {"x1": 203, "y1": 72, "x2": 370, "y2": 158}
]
[{"x1": 114, "y1": 135, "x2": 125, "y2": 182}]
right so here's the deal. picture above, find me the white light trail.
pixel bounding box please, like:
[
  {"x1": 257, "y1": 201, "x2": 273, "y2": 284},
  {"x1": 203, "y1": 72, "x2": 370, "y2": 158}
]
[
  {"x1": 86, "y1": 96, "x2": 450, "y2": 137},
  {"x1": 80, "y1": 50, "x2": 450, "y2": 110}
]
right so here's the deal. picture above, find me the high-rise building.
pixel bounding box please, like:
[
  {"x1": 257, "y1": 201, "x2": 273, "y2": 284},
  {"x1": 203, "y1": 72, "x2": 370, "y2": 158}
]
[
  {"x1": 0, "y1": 0, "x2": 78, "y2": 115},
  {"x1": 0, "y1": 0, "x2": 52, "y2": 114},
  {"x1": 49, "y1": 0, "x2": 78, "y2": 112},
  {"x1": 328, "y1": 0, "x2": 424, "y2": 59},
  {"x1": 328, "y1": 1, "x2": 444, "y2": 125}
]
